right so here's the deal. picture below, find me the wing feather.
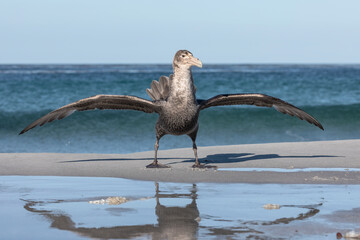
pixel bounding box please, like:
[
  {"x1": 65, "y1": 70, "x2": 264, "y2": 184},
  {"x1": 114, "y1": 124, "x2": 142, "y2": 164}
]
[
  {"x1": 20, "y1": 95, "x2": 158, "y2": 134},
  {"x1": 150, "y1": 80, "x2": 161, "y2": 100},
  {"x1": 147, "y1": 76, "x2": 170, "y2": 101},
  {"x1": 199, "y1": 93, "x2": 324, "y2": 130}
]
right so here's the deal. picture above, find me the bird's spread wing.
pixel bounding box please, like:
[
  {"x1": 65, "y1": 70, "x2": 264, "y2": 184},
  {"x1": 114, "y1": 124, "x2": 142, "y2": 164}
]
[
  {"x1": 198, "y1": 93, "x2": 324, "y2": 130},
  {"x1": 20, "y1": 95, "x2": 159, "y2": 134}
]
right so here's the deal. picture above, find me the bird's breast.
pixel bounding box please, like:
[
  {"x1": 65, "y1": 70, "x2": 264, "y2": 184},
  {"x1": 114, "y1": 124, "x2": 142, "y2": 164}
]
[{"x1": 157, "y1": 104, "x2": 199, "y2": 135}]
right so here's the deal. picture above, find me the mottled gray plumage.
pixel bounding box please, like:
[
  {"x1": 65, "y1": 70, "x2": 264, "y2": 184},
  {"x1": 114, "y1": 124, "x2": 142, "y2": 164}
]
[{"x1": 20, "y1": 50, "x2": 324, "y2": 168}]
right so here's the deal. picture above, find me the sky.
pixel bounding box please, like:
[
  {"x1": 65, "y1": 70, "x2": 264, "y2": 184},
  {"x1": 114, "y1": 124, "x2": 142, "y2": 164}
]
[{"x1": 1, "y1": 0, "x2": 360, "y2": 64}]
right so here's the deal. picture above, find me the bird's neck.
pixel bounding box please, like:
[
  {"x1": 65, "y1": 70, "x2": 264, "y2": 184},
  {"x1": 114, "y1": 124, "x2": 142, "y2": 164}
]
[
  {"x1": 169, "y1": 66, "x2": 196, "y2": 105},
  {"x1": 173, "y1": 65, "x2": 192, "y2": 81}
]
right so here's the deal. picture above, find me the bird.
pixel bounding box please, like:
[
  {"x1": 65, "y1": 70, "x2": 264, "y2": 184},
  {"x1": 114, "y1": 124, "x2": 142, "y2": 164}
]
[{"x1": 19, "y1": 50, "x2": 324, "y2": 168}]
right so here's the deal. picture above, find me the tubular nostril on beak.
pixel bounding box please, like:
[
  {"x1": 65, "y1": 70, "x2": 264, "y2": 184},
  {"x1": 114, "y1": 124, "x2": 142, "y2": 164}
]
[{"x1": 189, "y1": 56, "x2": 202, "y2": 68}]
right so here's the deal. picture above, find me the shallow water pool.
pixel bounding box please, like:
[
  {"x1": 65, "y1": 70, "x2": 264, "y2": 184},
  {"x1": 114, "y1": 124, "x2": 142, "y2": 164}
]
[
  {"x1": 218, "y1": 167, "x2": 360, "y2": 172},
  {"x1": 1, "y1": 176, "x2": 359, "y2": 239}
]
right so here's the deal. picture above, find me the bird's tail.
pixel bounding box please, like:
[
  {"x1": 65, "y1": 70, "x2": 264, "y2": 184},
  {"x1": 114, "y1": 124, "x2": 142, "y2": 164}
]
[{"x1": 146, "y1": 75, "x2": 171, "y2": 101}]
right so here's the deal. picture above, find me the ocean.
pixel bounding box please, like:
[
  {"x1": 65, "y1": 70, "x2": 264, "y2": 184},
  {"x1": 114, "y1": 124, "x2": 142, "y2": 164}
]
[{"x1": 0, "y1": 64, "x2": 359, "y2": 154}]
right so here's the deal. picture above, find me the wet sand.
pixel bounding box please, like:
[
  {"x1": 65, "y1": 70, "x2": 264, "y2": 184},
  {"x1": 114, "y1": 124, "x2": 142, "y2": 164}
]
[{"x1": 1, "y1": 139, "x2": 360, "y2": 184}]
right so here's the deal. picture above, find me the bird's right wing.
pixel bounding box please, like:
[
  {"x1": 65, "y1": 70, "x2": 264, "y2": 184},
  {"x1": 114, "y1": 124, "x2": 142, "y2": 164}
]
[
  {"x1": 20, "y1": 95, "x2": 159, "y2": 134},
  {"x1": 198, "y1": 93, "x2": 324, "y2": 130}
]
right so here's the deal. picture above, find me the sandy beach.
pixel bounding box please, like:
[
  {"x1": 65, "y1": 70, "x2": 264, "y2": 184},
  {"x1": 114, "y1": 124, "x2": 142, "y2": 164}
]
[
  {"x1": 1, "y1": 139, "x2": 359, "y2": 184},
  {"x1": 2, "y1": 139, "x2": 360, "y2": 239}
]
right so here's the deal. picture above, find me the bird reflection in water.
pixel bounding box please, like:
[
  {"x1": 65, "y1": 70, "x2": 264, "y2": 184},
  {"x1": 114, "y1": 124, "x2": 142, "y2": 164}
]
[
  {"x1": 22, "y1": 182, "x2": 321, "y2": 239},
  {"x1": 154, "y1": 183, "x2": 199, "y2": 239},
  {"x1": 23, "y1": 182, "x2": 200, "y2": 240}
]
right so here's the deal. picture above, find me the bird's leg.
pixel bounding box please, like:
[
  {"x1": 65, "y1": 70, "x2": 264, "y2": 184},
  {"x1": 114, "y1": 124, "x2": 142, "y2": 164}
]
[
  {"x1": 189, "y1": 129, "x2": 217, "y2": 169},
  {"x1": 188, "y1": 129, "x2": 204, "y2": 168},
  {"x1": 192, "y1": 141, "x2": 201, "y2": 167},
  {"x1": 146, "y1": 136, "x2": 170, "y2": 168},
  {"x1": 154, "y1": 138, "x2": 159, "y2": 163}
]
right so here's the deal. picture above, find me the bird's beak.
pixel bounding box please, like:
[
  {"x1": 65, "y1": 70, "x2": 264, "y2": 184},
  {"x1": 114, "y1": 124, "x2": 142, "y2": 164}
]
[{"x1": 189, "y1": 56, "x2": 203, "y2": 68}]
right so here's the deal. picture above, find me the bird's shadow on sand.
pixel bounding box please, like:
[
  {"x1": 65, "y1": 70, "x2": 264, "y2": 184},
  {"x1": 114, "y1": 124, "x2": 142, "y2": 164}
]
[
  {"x1": 60, "y1": 157, "x2": 187, "y2": 163},
  {"x1": 60, "y1": 153, "x2": 339, "y2": 164},
  {"x1": 172, "y1": 153, "x2": 339, "y2": 165}
]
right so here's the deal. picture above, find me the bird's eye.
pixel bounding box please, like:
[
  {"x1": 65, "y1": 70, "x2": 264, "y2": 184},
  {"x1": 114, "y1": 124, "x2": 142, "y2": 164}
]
[{"x1": 182, "y1": 55, "x2": 185, "y2": 57}]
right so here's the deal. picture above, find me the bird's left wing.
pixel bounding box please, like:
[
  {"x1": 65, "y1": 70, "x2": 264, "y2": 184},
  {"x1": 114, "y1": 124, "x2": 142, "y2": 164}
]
[
  {"x1": 20, "y1": 95, "x2": 159, "y2": 134},
  {"x1": 198, "y1": 93, "x2": 324, "y2": 130}
]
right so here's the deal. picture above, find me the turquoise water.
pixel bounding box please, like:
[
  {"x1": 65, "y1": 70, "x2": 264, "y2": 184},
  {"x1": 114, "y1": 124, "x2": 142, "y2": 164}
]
[{"x1": 1, "y1": 64, "x2": 359, "y2": 153}]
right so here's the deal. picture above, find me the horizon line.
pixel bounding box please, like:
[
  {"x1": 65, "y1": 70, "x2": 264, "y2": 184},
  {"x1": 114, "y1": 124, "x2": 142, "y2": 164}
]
[{"x1": 1, "y1": 62, "x2": 360, "y2": 65}]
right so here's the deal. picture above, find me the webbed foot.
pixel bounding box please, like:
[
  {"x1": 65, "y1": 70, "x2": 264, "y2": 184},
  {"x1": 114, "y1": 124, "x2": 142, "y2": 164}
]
[
  {"x1": 192, "y1": 163, "x2": 217, "y2": 169},
  {"x1": 146, "y1": 162, "x2": 170, "y2": 168}
]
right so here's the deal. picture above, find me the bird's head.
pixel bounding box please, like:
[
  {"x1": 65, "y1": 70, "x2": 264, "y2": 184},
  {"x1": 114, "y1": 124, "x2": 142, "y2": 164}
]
[{"x1": 173, "y1": 50, "x2": 202, "y2": 70}]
